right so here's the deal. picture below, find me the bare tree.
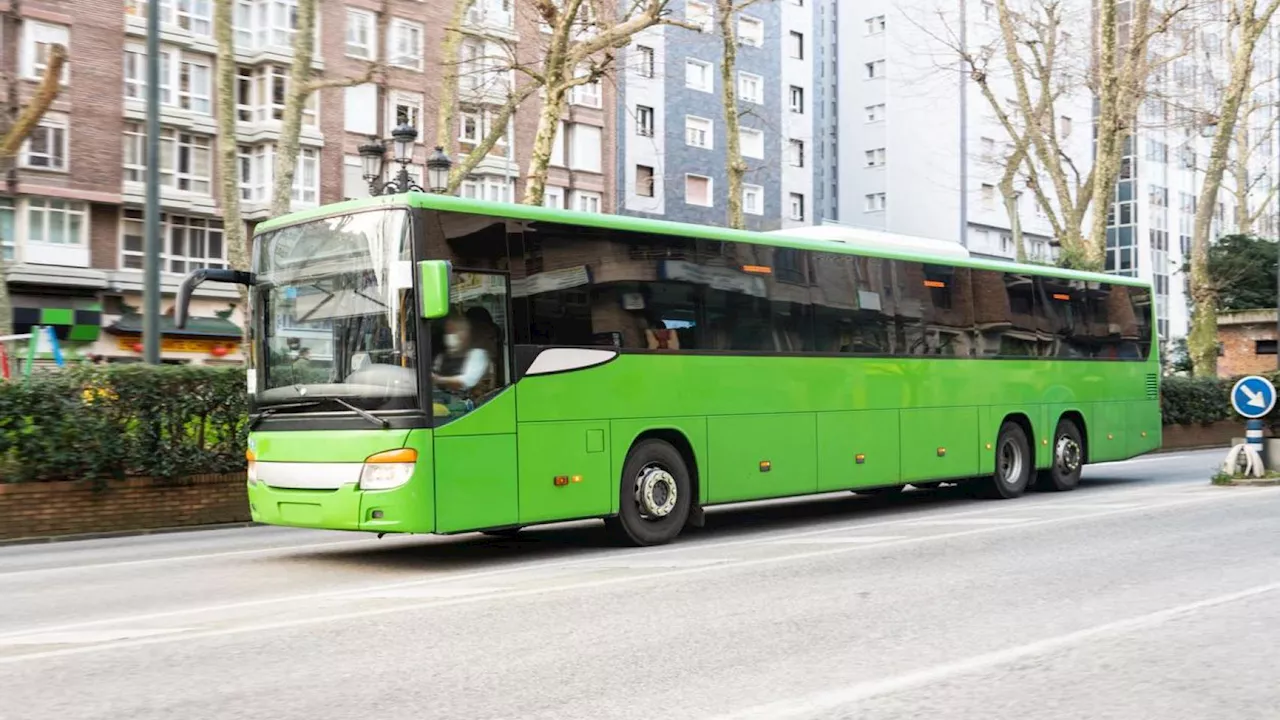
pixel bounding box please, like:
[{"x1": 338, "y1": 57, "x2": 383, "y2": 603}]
[
  {"x1": 0, "y1": 43, "x2": 67, "y2": 336},
  {"x1": 1224, "y1": 90, "x2": 1279, "y2": 236},
  {"x1": 521, "y1": 0, "x2": 689, "y2": 206},
  {"x1": 1187, "y1": 0, "x2": 1280, "y2": 376},
  {"x1": 717, "y1": 0, "x2": 765, "y2": 229}
]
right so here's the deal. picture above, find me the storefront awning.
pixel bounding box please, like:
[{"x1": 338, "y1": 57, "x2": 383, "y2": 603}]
[
  {"x1": 105, "y1": 313, "x2": 242, "y2": 339},
  {"x1": 11, "y1": 300, "x2": 102, "y2": 343}
]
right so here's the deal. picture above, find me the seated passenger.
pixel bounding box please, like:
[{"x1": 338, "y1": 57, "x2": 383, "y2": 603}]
[{"x1": 432, "y1": 312, "x2": 490, "y2": 394}]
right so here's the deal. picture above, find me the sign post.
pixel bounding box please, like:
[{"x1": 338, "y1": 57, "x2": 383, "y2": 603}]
[{"x1": 1224, "y1": 375, "x2": 1277, "y2": 477}]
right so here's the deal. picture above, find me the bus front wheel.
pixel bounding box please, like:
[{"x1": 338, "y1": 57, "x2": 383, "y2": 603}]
[
  {"x1": 978, "y1": 421, "x2": 1032, "y2": 499},
  {"x1": 605, "y1": 439, "x2": 692, "y2": 547}
]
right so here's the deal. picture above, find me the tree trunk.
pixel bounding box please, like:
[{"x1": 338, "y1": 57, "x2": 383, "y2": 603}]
[
  {"x1": 435, "y1": 0, "x2": 471, "y2": 150},
  {"x1": 270, "y1": 0, "x2": 317, "y2": 217},
  {"x1": 1233, "y1": 120, "x2": 1253, "y2": 236},
  {"x1": 718, "y1": 0, "x2": 746, "y2": 229},
  {"x1": 523, "y1": 87, "x2": 566, "y2": 206},
  {"x1": 214, "y1": 0, "x2": 249, "y2": 342},
  {"x1": 1188, "y1": 12, "x2": 1274, "y2": 377},
  {"x1": 1002, "y1": 190, "x2": 1026, "y2": 262},
  {"x1": 447, "y1": 84, "x2": 539, "y2": 193}
]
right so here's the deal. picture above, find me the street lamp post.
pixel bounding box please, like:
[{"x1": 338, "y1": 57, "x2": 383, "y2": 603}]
[{"x1": 359, "y1": 124, "x2": 452, "y2": 196}]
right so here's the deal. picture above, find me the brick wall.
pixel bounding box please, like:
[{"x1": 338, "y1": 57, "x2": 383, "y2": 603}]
[
  {"x1": 0, "y1": 473, "x2": 249, "y2": 541},
  {"x1": 1218, "y1": 318, "x2": 1278, "y2": 379}
]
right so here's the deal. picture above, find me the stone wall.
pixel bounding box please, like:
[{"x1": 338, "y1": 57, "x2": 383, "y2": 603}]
[{"x1": 0, "y1": 473, "x2": 249, "y2": 542}]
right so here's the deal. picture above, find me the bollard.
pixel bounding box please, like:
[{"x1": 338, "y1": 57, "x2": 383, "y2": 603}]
[{"x1": 1246, "y1": 418, "x2": 1265, "y2": 457}]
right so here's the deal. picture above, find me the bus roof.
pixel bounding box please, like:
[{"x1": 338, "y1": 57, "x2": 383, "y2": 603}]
[{"x1": 255, "y1": 193, "x2": 1149, "y2": 288}]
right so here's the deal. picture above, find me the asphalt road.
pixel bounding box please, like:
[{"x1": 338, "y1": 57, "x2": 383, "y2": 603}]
[{"x1": 2, "y1": 448, "x2": 1278, "y2": 720}]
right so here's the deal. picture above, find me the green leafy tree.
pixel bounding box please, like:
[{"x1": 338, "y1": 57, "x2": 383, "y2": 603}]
[{"x1": 1202, "y1": 234, "x2": 1278, "y2": 311}]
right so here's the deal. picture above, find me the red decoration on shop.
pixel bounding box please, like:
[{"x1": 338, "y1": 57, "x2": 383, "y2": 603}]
[
  {"x1": 210, "y1": 345, "x2": 228, "y2": 357},
  {"x1": 132, "y1": 342, "x2": 143, "y2": 353}
]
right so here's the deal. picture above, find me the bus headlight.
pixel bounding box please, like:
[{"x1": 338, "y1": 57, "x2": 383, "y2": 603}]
[
  {"x1": 246, "y1": 449, "x2": 258, "y2": 487},
  {"x1": 359, "y1": 448, "x2": 418, "y2": 491}
]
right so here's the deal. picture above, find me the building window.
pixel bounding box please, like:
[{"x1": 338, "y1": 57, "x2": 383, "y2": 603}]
[
  {"x1": 570, "y1": 74, "x2": 602, "y2": 108},
  {"x1": 865, "y1": 147, "x2": 886, "y2": 167},
  {"x1": 567, "y1": 123, "x2": 603, "y2": 172},
  {"x1": 637, "y1": 105, "x2": 655, "y2": 137},
  {"x1": 20, "y1": 21, "x2": 69, "y2": 83},
  {"x1": 127, "y1": 0, "x2": 214, "y2": 35},
  {"x1": 120, "y1": 208, "x2": 226, "y2": 273},
  {"x1": 982, "y1": 183, "x2": 996, "y2": 209},
  {"x1": 789, "y1": 31, "x2": 804, "y2": 59},
  {"x1": 866, "y1": 15, "x2": 886, "y2": 34},
  {"x1": 346, "y1": 8, "x2": 376, "y2": 59},
  {"x1": 743, "y1": 184, "x2": 764, "y2": 215},
  {"x1": 790, "y1": 193, "x2": 806, "y2": 221},
  {"x1": 389, "y1": 90, "x2": 424, "y2": 131},
  {"x1": 739, "y1": 72, "x2": 763, "y2": 104},
  {"x1": 571, "y1": 190, "x2": 602, "y2": 213},
  {"x1": 21, "y1": 113, "x2": 68, "y2": 171},
  {"x1": 388, "y1": 18, "x2": 425, "y2": 70},
  {"x1": 739, "y1": 16, "x2": 764, "y2": 47},
  {"x1": 635, "y1": 45, "x2": 655, "y2": 77},
  {"x1": 231, "y1": 0, "x2": 302, "y2": 49},
  {"x1": 864, "y1": 192, "x2": 886, "y2": 212},
  {"x1": 26, "y1": 199, "x2": 86, "y2": 247},
  {"x1": 461, "y1": 176, "x2": 515, "y2": 203},
  {"x1": 789, "y1": 139, "x2": 805, "y2": 167},
  {"x1": 124, "y1": 46, "x2": 212, "y2": 115},
  {"x1": 686, "y1": 116, "x2": 713, "y2": 149},
  {"x1": 790, "y1": 85, "x2": 805, "y2": 113},
  {"x1": 236, "y1": 144, "x2": 319, "y2": 208},
  {"x1": 685, "y1": 174, "x2": 713, "y2": 207},
  {"x1": 686, "y1": 1, "x2": 713, "y2": 32},
  {"x1": 544, "y1": 186, "x2": 565, "y2": 209},
  {"x1": 636, "y1": 165, "x2": 655, "y2": 197},
  {"x1": 865, "y1": 60, "x2": 885, "y2": 79},
  {"x1": 178, "y1": 56, "x2": 213, "y2": 114},
  {"x1": 236, "y1": 65, "x2": 318, "y2": 125},
  {"x1": 123, "y1": 123, "x2": 213, "y2": 194},
  {"x1": 740, "y1": 127, "x2": 764, "y2": 158},
  {"x1": 686, "y1": 58, "x2": 713, "y2": 92},
  {"x1": 1257, "y1": 340, "x2": 1278, "y2": 355},
  {"x1": 0, "y1": 198, "x2": 13, "y2": 261},
  {"x1": 865, "y1": 103, "x2": 885, "y2": 122}
]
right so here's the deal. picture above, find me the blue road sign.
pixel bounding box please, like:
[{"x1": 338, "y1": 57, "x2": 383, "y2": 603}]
[{"x1": 1231, "y1": 375, "x2": 1277, "y2": 419}]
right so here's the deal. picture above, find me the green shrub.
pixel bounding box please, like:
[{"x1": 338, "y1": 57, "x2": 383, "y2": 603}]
[
  {"x1": 1160, "y1": 375, "x2": 1231, "y2": 426},
  {"x1": 0, "y1": 365, "x2": 247, "y2": 484}
]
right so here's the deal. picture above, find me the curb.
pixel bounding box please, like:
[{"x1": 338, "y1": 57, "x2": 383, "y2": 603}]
[{"x1": 0, "y1": 521, "x2": 261, "y2": 548}]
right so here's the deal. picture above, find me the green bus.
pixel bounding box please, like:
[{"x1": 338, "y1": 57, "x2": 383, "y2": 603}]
[{"x1": 176, "y1": 193, "x2": 1160, "y2": 547}]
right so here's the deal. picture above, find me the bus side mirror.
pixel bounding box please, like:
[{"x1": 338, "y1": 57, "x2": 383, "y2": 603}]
[
  {"x1": 418, "y1": 260, "x2": 451, "y2": 319},
  {"x1": 175, "y1": 268, "x2": 255, "y2": 329}
]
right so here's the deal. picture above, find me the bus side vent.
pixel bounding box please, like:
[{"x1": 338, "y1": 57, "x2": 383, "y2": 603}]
[{"x1": 1145, "y1": 374, "x2": 1159, "y2": 399}]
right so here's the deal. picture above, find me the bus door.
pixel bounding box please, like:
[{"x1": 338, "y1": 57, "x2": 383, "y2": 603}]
[{"x1": 431, "y1": 269, "x2": 520, "y2": 533}]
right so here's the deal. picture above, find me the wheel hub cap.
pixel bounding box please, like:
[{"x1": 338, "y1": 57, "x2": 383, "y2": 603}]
[
  {"x1": 998, "y1": 438, "x2": 1023, "y2": 485},
  {"x1": 1055, "y1": 437, "x2": 1081, "y2": 473},
  {"x1": 635, "y1": 466, "x2": 677, "y2": 519}
]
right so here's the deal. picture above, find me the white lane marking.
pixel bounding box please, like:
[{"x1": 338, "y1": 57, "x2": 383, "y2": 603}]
[
  {"x1": 771, "y1": 536, "x2": 909, "y2": 545},
  {"x1": 0, "y1": 627, "x2": 192, "y2": 647},
  {"x1": 346, "y1": 586, "x2": 512, "y2": 600},
  {"x1": 0, "y1": 481, "x2": 1250, "y2": 640},
  {"x1": 905, "y1": 517, "x2": 1040, "y2": 527},
  {"x1": 584, "y1": 558, "x2": 730, "y2": 569},
  {"x1": 0, "y1": 488, "x2": 1264, "y2": 666},
  {"x1": 0, "y1": 537, "x2": 391, "y2": 580},
  {"x1": 709, "y1": 581, "x2": 1280, "y2": 720},
  {"x1": 1034, "y1": 502, "x2": 1142, "y2": 511}
]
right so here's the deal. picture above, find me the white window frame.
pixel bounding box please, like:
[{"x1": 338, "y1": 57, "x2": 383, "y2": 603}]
[
  {"x1": 738, "y1": 16, "x2": 764, "y2": 47},
  {"x1": 388, "y1": 90, "x2": 424, "y2": 135},
  {"x1": 0, "y1": 198, "x2": 14, "y2": 262},
  {"x1": 570, "y1": 71, "x2": 603, "y2": 108},
  {"x1": 865, "y1": 103, "x2": 885, "y2": 122},
  {"x1": 20, "y1": 21, "x2": 70, "y2": 84},
  {"x1": 636, "y1": 105, "x2": 655, "y2": 137},
  {"x1": 635, "y1": 44, "x2": 655, "y2": 78},
  {"x1": 864, "y1": 192, "x2": 886, "y2": 212},
  {"x1": 544, "y1": 186, "x2": 566, "y2": 210},
  {"x1": 685, "y1": 174, "x2": 713, "y2": 208},
  {"x1": 866, "y1": 60, "x2": 885, "y2": 79},
  {"x1": 739, "y1": 127, "x2": 765, "y2": 159},
  {"x1": 346, "y1": 8, "x2": 377, "y2": 59},
  {"x1": 789, "y1": 30, "x2": 804, "y2": 59},
  {"x1": 866, "y1": 15, "x2": 886, "y2": 35},
  {"x1": 25, "y1": 198, "x2": 87, "y2": 247},
  {"x1": 388, "y1": 18, "x2": 425, "y2": 71},
  {"x1": 739, "y1": 72, "x2": 763, "y2": 104},
  {"x1": 459, "y1": 109, "x2": 483, "y2": 143},
  {"x1": 743, "y1": 184, "x2": 764, "y2": 216},
  {"x1": 686, "y1": 1, "x2": 713, "y2": 32},
  {"x1": 293, "y1": 147, "x2": 320, "y2": 206},
  {"x1": 21, "y1": 113, "x2": 69, "y2": 172},
  {"x1": 865, "y1": 147, "x2": 885, "y2": 167},
  {"x1": 567, "y1": 123, "x2": 603, "y2": 173},
  {"x1": 685, "y1": 115, "x2": 713, "y2": 149},
  {"x1": 789, "y1": 192, "x2": 805, "y2": 221},
  {"x1": 790, "y1": 85, "x2": 804, "y2": 113},
  {"x1": 686, "y1": 58, "x2": 713, "y2": 92},
  {"x1": 123, "y1": 122, "x2": 214, "y2": 195},
  {"x1": 570, "y1": 189, "x2": 602, "y2": 213},
  {"x1": 636, "y1": 164, "x2": 656, "y2": 198},
  {"x1": 120, "y1": 208, "x2": 227, "y2": 273},
  {"x1": 788, "y1": 138, "x2": 805, "y2": 167}
]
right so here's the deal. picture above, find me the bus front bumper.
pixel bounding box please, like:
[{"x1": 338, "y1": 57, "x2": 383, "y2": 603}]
[{"x1": 247, "y1": 481, "x2": 434, "y2": 534}]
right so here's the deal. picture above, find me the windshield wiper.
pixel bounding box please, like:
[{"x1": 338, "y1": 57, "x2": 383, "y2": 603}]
[
  {"x1": 249, "y1": 400, "x2": 321, "y2": 429},
  {"x1": 327, "y1": 396, "x2": 390, "y2": 429}
]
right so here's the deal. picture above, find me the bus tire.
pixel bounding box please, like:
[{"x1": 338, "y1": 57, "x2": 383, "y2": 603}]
[
  {"x1": 481, "y1": 527, "x2": 523, "y2": 538},
  {"x1": 1037, "y1": 418, "x2": 1084, "y2": 492},
  {"x1": 605, "y1": 439, "x2": 692, "y2": 547},
  {"x1": 979, "y1": 421, "x2": 1032, "y2": 499}
]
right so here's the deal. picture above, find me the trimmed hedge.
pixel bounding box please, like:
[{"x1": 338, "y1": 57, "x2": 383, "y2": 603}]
[
  {"x1": 1161, "y1": 373, "x2": 1280, "y2": 428},
  {"x1": 0, "y1": 365, "x2": 247, "y2": 484}
]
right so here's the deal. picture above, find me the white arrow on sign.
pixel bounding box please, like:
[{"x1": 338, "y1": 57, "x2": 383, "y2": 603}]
[{"x1": 1242, "y1": 384, "x2": 1269, "y2": 409}]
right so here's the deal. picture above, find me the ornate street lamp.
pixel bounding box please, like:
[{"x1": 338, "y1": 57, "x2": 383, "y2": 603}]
[
  {"x1": 360, "y1": 124, "x2": 437, "y2": 195},
  {"x1": 426, "y1": 145, "x2": 453, "y2": 194}
]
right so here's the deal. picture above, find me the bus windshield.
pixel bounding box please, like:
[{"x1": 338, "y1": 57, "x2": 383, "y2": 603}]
[{"x1": 253, "y1": 208, "x2": 419, "y2": 412}]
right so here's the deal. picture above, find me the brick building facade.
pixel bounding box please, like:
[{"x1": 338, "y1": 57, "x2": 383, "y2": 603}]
[{"x1": 1217, "y1": 310, "x2": 1280, "y2": 378}]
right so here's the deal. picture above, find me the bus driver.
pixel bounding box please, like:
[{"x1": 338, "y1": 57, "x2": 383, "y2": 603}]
[{"x1": 432, "y1": 311, "x2": 490, "y2": 395}]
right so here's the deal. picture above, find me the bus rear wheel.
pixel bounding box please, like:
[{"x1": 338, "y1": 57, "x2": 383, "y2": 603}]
[
  {"x1": 977, "y1": 421, "x2": 1032, "y2": 499},
  {"x1": 605, "y1": 439, "x2": 692, "y2": 547},
  {"x1": 1037, "y1": 419, "x2": 1083, "y2": 492}
]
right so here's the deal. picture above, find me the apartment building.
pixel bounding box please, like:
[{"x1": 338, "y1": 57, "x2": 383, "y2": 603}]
[
  {"x1": 615, "y1": 0, "x2": 818, "y2": 230},
  {"x1": 0, "y1": 0, "x2": 616, "y2": 363}
]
